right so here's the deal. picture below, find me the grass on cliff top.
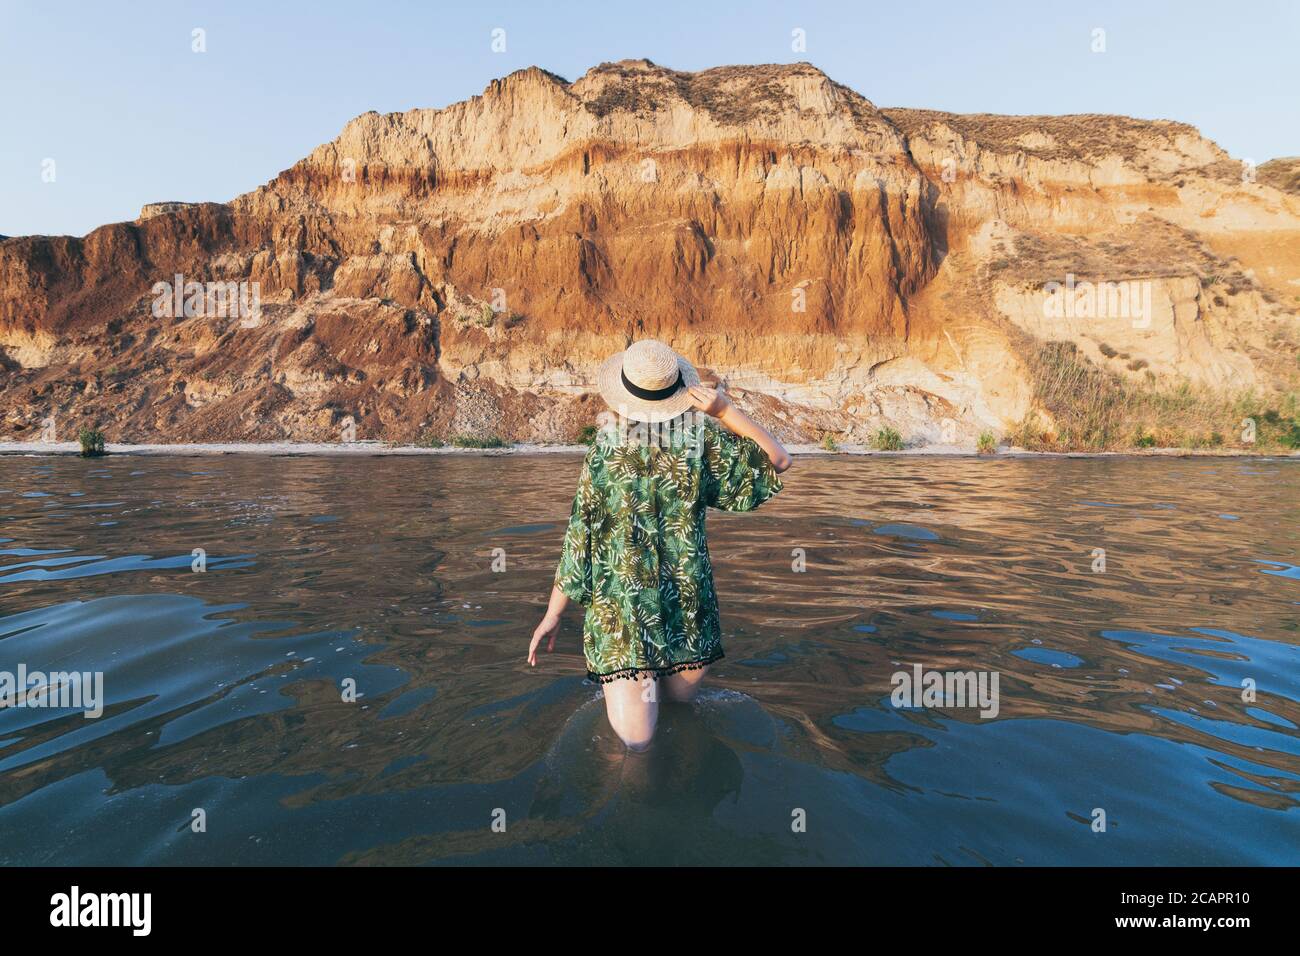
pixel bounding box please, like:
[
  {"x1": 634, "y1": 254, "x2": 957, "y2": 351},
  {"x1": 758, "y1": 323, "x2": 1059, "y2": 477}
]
[
  {"x1": 581, "y1": 61, "x2": 819, "y2": 125},
  {"x1": 1258, "y1": 157, "x2": 1300, "y2": 195},
  {"x1": 881, "y1": 109, "x2": 1239, "y2": 183},
  {"x1": 1013, "y1": 340, "x2": 1300, "y2": 452}
]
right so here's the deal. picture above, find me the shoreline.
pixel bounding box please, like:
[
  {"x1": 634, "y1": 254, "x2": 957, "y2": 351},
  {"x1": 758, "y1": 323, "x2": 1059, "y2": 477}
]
[{"x1": 0, "y1": 440, "x2": 1295, "y2": 459}]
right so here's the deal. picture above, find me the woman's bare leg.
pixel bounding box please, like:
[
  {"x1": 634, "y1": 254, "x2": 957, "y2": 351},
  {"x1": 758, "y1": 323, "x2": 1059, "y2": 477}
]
[
  {"x1": 662, "y1": 665, "x2": 709, "y2": 703},
  {"x1": 601, "y1": 675, "x2": 659, "y2": 751}
]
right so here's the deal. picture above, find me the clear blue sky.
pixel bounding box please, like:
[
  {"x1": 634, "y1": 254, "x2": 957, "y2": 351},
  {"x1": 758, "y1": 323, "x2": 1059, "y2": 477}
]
[{"x1": 2, "y1": 0, "x2": 1296, "y2": 237}]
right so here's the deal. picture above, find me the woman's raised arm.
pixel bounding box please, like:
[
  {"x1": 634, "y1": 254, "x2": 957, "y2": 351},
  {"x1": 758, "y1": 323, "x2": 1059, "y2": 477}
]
[{"x1": 688, "y1": 385, "x2": 792, "y2": 472}]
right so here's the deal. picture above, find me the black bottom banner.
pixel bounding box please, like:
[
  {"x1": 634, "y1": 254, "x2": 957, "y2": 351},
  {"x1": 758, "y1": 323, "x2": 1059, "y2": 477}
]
[{"x1": 0, "y1": 865, "x2": 1287, "y2": 941}]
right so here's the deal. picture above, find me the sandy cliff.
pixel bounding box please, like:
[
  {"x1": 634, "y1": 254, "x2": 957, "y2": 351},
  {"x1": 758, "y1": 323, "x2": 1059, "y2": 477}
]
[{"x1": 2, "y1": 60, "x2": 1297, "y2": 449}]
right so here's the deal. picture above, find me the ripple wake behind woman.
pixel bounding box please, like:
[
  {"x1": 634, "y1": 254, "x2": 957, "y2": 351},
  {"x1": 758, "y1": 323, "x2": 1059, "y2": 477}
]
[{"x1": 529, "y1": 340, "x2": 793, "y2": 750}]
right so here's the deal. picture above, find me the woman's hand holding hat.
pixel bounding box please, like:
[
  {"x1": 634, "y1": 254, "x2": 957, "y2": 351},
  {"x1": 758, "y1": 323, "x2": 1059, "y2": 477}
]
[{"x1": 688, "y1": 384, "x2": 731, "y2": 418}]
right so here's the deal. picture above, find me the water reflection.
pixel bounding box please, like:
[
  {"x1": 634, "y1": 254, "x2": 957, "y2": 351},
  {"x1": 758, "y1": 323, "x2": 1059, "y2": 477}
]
[{"x1": 0, "y1": 454, "x2": 1296, "y2": 865}]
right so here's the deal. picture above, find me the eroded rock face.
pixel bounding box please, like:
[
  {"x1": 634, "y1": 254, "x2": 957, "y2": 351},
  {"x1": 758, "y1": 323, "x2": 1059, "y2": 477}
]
[{"x1": 1, "y1": 60, "x2": 1296, "y2": 445}]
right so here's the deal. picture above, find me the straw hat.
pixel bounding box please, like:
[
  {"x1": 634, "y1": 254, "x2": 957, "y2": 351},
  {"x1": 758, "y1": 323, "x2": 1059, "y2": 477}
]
[{"x1": 596, "y1": 339, "x2": 702, "y2": 423}]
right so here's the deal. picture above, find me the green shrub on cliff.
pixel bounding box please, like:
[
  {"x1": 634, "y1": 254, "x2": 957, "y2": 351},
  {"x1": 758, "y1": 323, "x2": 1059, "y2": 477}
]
[
  {"x1": 78, "y1": 427, "x2": 106, "y2": 458},
  {"x1": 452, "y1": 434, "x2": 506, "y2": 448},
  {"x1": 872, "y1": 427, "x2": 903, "y2": 451}
]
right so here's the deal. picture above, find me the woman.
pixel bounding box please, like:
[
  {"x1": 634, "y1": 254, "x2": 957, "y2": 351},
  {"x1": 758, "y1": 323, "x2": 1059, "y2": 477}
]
[{"x1": 528, "y1": 339, "x2": 792, "y2": 751}]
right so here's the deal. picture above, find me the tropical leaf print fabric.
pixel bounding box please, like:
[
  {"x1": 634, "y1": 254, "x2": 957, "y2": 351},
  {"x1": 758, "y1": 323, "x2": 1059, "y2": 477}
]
[{"x1": 554, "y1": 421, "x2": 783, "y2": 682}]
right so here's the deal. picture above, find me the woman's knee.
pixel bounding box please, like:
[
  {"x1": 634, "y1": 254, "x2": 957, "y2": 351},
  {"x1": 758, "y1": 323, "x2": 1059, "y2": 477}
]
[
  {"x1": 603, "y1": 676, "x2": 658, "y2": 749},
  {"x1": 613, "y1": 717, "x2": 657, "y2": 752},
  {"x1": 662, "y1": 665, "x2": 709, "y2": 703}
]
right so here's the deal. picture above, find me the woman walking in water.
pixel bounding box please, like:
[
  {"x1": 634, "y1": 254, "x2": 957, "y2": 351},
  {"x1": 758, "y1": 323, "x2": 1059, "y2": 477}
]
[{"x1": 528, "y1": 340, "x2": 792, "y2": 751}]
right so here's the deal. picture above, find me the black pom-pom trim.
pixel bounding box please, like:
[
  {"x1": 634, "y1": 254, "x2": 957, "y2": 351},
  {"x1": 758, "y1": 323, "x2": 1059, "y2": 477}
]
[{"x1": 586, "y1": 651, "x2": 724, "y2": 684}]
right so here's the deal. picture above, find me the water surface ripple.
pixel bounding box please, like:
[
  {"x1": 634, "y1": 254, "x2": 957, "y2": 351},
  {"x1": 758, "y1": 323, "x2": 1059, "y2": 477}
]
[{"x1": 0, "y1": 454, "x2": 1296, "y2": 865}]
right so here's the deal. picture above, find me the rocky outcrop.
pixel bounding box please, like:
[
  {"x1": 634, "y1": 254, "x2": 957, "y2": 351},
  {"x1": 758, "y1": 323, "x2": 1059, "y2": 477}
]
[
  {"x1": 138, "y1": 202, "x2": 198, "y2": 221},
  {"x1": 1, "y1": 60, "x2": 1296, "y2": 447}
]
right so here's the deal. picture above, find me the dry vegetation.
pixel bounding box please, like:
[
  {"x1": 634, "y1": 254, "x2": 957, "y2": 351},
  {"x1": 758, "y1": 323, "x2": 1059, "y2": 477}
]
[
  {"x1": 1258, "y1": 157, "x2": 1300, "y2": 195},
  {"x1": 1010, "y1": 338, "x2": 1300, "y2": 452},
  {"x1": 882, "y1": 108, "x2": 1240, "y2": 184},
  {"x1": 987, "y1": 219, "x2": 1234, "y2": 285},
  {"x1": 583, "y1": 60, "x2": 810, "y2": 125}
]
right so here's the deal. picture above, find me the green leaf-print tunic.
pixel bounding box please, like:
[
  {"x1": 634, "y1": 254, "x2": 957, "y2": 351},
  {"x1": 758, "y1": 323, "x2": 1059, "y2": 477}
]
[{"x1": 554, "y1": 421, "x2": 783, "y2": 682}]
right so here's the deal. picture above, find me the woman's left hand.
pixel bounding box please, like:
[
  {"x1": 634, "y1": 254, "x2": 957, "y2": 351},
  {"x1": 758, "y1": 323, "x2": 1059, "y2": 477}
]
[{"x1": 528, "y1": 612, "x2": 561, "y2": 666}]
